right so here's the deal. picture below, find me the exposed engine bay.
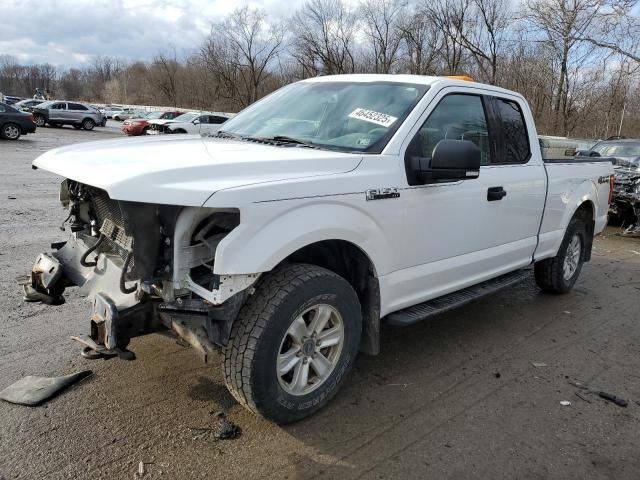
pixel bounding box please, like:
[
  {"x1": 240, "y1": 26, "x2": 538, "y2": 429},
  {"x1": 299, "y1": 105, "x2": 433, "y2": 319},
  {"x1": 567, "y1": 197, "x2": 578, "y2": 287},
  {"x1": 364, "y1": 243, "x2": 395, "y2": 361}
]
[{"x1": 22, "y1": 180, "x2": 258, "y2": 360}]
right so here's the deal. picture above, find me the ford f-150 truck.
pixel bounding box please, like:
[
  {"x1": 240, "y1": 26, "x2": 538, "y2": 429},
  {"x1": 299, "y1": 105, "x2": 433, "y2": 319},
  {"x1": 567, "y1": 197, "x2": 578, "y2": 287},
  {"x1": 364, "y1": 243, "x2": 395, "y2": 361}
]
[{"x1": 23, "y1": 75, "x2": 613, "y2": 424}]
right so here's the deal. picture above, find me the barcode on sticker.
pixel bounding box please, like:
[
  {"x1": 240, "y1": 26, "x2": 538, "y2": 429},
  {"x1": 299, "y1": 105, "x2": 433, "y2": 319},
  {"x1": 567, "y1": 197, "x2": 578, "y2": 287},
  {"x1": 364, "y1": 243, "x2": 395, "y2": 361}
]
[{"x1": 348, "y1": 108, "x2": 397, "y2": 128}]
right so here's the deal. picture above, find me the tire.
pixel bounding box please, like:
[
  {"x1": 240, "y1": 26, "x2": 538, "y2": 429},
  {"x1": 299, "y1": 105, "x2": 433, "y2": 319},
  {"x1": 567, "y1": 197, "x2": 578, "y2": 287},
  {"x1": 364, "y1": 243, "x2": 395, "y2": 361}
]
[
  {"x1": 33, "y1": 114, "x2": 45, "y2": 127},
  {"x1": 534, "y1": 218, "x2": 587, "y2": 294},
  {"x1": 223, "y1": 263, "x2": 362, "y2": 424},
  {"x1": 172, "y1": 129, "x2": 187, "y2": 134},
  {"x1": 82, "y1": 118, "x2": 95, "y2": 131},
  {"x1": 1, "y1": 123, "x2": 21, "y2": 140}
]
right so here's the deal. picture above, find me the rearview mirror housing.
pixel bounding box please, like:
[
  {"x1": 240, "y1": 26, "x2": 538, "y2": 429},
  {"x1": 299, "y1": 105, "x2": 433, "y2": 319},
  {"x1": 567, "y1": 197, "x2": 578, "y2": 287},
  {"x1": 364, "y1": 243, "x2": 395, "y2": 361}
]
[{"x1": 416, "y1": 139, "x2": 481, "y2": 183}]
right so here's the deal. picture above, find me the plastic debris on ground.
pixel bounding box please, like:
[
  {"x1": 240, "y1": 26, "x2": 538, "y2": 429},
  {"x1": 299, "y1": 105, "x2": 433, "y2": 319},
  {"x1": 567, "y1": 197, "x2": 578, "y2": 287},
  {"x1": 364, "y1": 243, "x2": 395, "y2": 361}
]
[
  {"x1": 189, "y1": 412, "x2": 241, "y2": 441},
  {"x1": 0, "y1": 370, "x2": 93, "y2": 406},
  {"x1": 531, "y1": 362, "x2": 548, "y2": 368}
]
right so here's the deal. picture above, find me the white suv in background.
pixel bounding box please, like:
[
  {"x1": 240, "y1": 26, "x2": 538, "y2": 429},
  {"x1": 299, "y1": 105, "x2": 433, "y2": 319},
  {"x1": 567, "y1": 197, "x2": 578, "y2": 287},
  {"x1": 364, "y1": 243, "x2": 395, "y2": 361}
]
[{"x1": 165, "y1": 113, "x2": 231, "y2": 135}]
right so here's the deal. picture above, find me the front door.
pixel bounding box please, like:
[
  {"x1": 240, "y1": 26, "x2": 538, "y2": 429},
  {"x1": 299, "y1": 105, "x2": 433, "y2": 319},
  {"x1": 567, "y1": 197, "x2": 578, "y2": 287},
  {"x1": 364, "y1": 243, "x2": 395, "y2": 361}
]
[
  {"x1": 381, "y1": 90, "x2": 545, "y2": 313},
  {"x1": 48, "y1": 102, "x2": 67, "y2": 122}
]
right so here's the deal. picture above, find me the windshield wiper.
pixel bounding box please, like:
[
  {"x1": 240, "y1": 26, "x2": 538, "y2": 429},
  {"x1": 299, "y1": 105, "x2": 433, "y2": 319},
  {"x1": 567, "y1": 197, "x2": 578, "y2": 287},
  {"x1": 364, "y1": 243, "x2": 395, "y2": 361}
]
[
  {"x1": 251, "y1": 135, "x2": 320, "y2": 149},
  {"x1": 211, "y1": 130, "x2": 242, "y2": 139}
]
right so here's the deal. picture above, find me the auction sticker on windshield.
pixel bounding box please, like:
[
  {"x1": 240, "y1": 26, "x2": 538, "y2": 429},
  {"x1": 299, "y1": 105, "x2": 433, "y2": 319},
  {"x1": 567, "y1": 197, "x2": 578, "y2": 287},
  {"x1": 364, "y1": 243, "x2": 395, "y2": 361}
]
[{"x1": 348, "y1": 108, "x2": 398, "y2": 128}]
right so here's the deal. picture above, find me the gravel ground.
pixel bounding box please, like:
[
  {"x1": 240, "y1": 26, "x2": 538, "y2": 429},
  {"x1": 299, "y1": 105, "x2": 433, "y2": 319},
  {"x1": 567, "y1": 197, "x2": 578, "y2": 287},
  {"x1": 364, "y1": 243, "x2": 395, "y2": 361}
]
[{"x1": 1, "y1": 125, "x2": 640, "y2": 480}]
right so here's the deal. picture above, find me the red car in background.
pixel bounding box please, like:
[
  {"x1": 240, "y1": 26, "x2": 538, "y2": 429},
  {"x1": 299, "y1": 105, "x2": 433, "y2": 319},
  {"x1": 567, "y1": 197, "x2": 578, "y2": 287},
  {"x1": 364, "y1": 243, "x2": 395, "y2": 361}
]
[{"x1": 121, "y1": 111, "x2": 183, "y2": 136}]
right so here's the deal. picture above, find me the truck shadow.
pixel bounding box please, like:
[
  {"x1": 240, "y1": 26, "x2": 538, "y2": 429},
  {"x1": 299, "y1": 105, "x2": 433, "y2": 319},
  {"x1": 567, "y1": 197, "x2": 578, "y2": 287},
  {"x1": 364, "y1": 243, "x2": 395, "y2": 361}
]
[{"x1": 274, "y1": 260, "x2": 639, "y2": 480}]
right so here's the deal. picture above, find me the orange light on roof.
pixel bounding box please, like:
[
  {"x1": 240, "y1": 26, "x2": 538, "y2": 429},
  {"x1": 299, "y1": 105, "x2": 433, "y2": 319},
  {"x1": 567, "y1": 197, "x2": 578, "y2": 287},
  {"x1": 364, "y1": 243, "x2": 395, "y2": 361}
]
[{"x1": 445, "y1": 75, "x2": 474, "y2": 82}]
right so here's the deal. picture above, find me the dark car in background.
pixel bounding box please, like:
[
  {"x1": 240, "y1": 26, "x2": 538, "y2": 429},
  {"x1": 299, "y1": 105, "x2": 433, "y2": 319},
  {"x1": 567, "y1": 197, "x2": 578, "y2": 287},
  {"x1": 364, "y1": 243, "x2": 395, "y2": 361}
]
[
  {"x1": 32, "y1": 101, "x2": 106, "y2": 130},
  {"x1": 585, "y1": 139, "x2": 640, "y2": 230},
  {"x1": 0, "y1": 102, "x2": 37, "y2": 140}
]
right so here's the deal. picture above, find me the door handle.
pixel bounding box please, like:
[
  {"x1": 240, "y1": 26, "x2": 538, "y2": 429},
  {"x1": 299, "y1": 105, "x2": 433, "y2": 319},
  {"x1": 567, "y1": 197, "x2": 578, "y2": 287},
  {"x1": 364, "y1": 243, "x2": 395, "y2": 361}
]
[{"x1": 487, "y1": 186, "x2": 507, "y2": 201}]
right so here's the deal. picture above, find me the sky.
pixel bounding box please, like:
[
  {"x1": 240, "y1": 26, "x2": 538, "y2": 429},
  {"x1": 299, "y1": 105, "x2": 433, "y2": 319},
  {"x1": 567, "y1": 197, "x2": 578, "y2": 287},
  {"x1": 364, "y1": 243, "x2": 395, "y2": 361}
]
[{"x1": 0, "y1": 0, "x2": 294, "y2": 66}]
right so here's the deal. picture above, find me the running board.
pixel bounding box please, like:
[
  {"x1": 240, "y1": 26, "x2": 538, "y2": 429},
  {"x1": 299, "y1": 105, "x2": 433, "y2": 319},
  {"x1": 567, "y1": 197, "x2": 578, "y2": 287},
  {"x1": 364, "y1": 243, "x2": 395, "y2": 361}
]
[{"x1": 385, "y1": 269, "x2": 532, "y2": 326}]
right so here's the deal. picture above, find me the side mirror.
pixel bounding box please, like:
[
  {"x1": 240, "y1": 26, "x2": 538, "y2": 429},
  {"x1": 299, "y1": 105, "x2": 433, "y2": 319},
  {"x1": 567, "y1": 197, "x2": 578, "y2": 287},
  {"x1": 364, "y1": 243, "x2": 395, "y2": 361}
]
[
  {"x1": 416, "y1": 139, "x2": 481, "y2": 183},
  {"x1": 193, "y1": 119, "x2": 200, "y2": 125}
]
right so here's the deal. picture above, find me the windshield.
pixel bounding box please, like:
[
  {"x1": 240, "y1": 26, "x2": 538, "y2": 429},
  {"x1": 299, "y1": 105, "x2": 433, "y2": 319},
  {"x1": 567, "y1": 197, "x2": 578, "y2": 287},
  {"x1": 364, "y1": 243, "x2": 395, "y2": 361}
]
[
  {"x1": 220, "y1": 81, "x2": 429, "y2": 153},
  {"x1": 173, "y1": 112, "x2": 198, "y2": 123},
  {"x1": 592, "y1": 142, "x2": 640, "y2": 158},
  {"x1": 37, "y1": 100, "x2": 54, "y2": 109}
]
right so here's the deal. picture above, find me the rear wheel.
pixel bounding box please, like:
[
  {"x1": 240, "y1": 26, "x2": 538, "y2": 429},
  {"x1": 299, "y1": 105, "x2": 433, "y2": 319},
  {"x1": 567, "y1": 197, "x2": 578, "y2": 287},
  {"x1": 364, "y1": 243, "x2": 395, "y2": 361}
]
[
  {"x1": 534, "y1": 218, "x2": 586, "y2": 294},
  {"x1": 1, "y1": 123, "x2": 21, "y2": 140},
  {"x1": 82, "y1": 118, "x2": 95, "y2": 131},
  {"x1": 223, "y1": 264, "x2": 362, "y2": 424}
]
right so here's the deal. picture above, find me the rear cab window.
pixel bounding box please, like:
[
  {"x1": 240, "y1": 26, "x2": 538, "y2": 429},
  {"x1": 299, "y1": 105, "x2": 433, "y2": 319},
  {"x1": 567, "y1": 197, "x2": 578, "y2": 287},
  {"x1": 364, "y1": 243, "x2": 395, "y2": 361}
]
[{"x1": 489, "y1": 97, "x2": 531, "y2": 164}]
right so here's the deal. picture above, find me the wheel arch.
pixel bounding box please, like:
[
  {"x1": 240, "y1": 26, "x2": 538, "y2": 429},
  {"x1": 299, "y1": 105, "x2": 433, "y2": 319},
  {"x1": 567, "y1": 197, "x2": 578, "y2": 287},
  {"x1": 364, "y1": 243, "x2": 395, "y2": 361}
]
[
  {"x1": 279, "y1": 239, "x2": 381, "y2": 355},
  {"x1": 571, "y1": 200, "x2": 595, "y2": 262}
]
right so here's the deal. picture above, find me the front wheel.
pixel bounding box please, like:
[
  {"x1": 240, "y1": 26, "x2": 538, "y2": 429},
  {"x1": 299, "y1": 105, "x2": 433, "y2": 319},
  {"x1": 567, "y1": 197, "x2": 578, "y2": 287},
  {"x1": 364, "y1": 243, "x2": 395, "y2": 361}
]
[
  {"x1": 535, "y1": 218, "x2": 586, "y2": 294},
  {"x1": 223, "y1": 264, "x2": 362, "y2": 424},
  {"x1": 1, "y1": 123, "x2": 21, "y2": 140},
  {"x1": 33, "y1": 114, "x2": 45, "y2": 127},
  {"x1": 82, "y1": 118, "x2": 95, "y2": 131}
]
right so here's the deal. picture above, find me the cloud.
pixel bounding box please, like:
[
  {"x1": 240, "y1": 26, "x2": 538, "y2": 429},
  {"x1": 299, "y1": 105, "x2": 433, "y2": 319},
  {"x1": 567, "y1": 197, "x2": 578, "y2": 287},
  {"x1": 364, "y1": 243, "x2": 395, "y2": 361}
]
[{"x1": 0, "y1": 0, "x2": 296, "y2": 66}]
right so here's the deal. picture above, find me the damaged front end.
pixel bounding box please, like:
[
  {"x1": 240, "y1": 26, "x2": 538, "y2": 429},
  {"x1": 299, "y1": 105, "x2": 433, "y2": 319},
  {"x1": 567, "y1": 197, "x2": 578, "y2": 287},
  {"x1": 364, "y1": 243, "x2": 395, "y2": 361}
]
[
  {"x1": 22, "y1": 180, "x2": 256, "y2": 360},
  {"x1": 610, "y1": 169, "x2": 640, "y2": 237}
]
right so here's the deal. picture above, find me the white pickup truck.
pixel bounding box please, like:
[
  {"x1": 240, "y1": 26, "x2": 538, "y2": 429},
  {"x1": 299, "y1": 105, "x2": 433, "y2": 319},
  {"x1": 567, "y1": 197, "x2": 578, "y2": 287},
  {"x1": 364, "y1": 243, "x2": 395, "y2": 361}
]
[{"x1": 24, "y1": 75, "x2": 613, "y2": 424}]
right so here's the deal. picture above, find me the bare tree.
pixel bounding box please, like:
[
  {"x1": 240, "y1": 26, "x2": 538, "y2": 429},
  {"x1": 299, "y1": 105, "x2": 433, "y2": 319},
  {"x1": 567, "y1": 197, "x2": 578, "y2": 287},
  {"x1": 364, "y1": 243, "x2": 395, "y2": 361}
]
[
  {"x1": 361, "y1": 0, "x2": 407, "y2": 73},
  {"x1": 398, "y1": 9, "x2": 442, "y2": 74},
  {"x1": 522, "y1": 0, "x2": 623, "y2": 133},
  {"x1": 205, "y1": 7, "x2": 284, "y2": 108},
  {"x1": 292, "y1": 0, "x2": 358, "y2": 75},
  {"x1": 150, "y1": 50, "x2": 180, "y2": 107},
  {"x1": 454, "y1": 0, "x2": 510, "y2": 83}
]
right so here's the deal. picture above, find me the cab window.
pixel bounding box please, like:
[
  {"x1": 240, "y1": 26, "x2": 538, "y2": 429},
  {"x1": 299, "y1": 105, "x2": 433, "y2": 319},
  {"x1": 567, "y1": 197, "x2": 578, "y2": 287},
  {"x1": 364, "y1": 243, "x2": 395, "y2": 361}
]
[
  {"x1": 68, "y1": 103, "x2": 87, "y2": 111},
  {"x1": 407, "y1": 94, "x2": 492, "y2": 166},
  {"x1": 491, "y1": 98, "x2": 531, "y2": 164}
]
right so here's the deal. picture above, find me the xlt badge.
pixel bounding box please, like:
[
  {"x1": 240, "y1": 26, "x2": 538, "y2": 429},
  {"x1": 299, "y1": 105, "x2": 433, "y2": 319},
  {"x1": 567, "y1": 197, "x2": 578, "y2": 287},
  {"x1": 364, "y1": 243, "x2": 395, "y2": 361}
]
[{"x1": 366, "y1": 188, "x2": 400, "y2": 201}]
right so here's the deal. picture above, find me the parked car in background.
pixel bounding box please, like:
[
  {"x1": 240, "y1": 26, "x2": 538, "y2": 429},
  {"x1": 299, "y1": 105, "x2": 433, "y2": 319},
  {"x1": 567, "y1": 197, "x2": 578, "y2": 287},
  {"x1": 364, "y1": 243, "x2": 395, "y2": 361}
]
[
  {"x1": 13, "y1": 99, "x2": 46, "y2": 111},
  {"x1": 165, "y1": 113, "x2": 231, "y2": 135},
  {"x1": 3, "y1": 95, "x2": 23, "y2": 105},
  {"x1": 113, "y1": 108, "x2": 145, "y2": 121},
  {"x1": 584, "y1": 139, "x2": 640, "y2": 229},
  {"x1": 32, "y1": 101, "x2": 106, "y2": 130},
  {"x1": 0, "y1": 102, "x2": 36, "y2": 140},
  {"x1": 121, "y1": 111, "x2": 183, "y2": 136},
  {"x1": 102, "y1": 105, "x2": 124, "y2": 119},
  {"x1": 146, "y1": 111, "x2": 201, "y2": 135}
]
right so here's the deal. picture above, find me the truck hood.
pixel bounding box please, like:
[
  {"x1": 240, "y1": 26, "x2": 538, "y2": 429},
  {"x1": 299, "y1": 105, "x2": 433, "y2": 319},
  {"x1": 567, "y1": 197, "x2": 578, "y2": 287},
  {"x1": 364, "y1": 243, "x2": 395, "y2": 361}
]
[{"x1": 32, "y1": 135, "x2": 362, "y2": 206}]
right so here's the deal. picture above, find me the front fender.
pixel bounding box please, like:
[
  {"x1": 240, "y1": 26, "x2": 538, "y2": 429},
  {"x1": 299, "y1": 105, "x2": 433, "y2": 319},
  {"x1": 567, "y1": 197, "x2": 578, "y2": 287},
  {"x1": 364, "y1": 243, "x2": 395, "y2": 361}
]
[{"x1": 213, "y1": 200, "x2": 387, "y2": 275}]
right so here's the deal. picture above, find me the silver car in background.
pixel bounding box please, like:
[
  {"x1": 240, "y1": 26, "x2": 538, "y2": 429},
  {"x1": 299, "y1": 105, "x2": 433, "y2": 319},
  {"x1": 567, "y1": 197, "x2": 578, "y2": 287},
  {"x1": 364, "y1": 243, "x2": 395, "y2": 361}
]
[{"x1": 32, "y1": 101, "x2": 107, "y2": 130}]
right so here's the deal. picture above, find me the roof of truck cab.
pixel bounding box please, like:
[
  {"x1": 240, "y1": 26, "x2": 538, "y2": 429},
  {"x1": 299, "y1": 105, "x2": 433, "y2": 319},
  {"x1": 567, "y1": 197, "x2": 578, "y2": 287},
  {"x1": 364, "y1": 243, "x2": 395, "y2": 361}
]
[{"x1": 301, "y1": 74, "x2": 525, "y2": 98}]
